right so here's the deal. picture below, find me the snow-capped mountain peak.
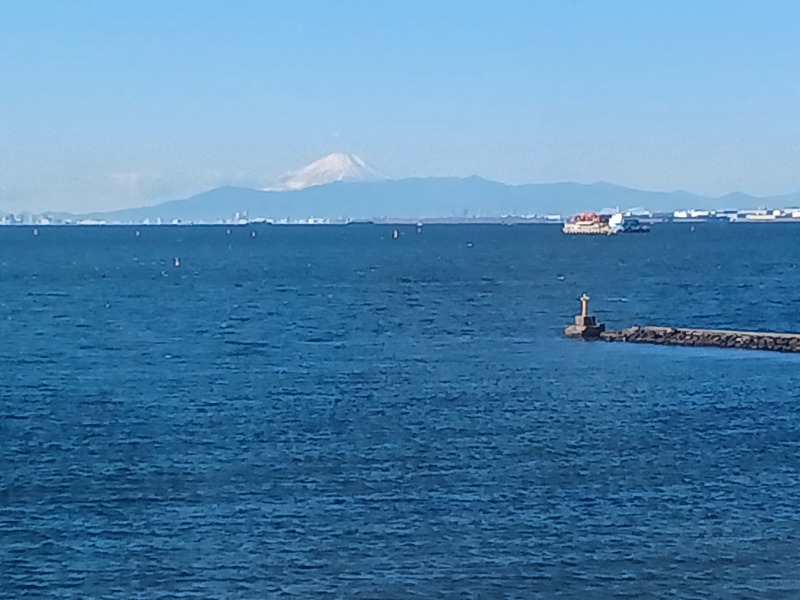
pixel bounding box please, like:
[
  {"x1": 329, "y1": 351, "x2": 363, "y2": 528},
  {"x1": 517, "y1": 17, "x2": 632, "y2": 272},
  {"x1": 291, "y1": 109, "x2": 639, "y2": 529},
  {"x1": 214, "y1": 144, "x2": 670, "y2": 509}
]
[{"x1": 274, "y1": 153, "x2": 382, "y2": 191}]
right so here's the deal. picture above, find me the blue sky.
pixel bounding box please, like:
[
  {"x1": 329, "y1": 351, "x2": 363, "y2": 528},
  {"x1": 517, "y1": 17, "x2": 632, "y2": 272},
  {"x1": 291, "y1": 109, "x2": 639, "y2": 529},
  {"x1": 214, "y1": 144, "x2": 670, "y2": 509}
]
[{"x1": 1, "y1": 0, "x2": 799, "y2": 212}]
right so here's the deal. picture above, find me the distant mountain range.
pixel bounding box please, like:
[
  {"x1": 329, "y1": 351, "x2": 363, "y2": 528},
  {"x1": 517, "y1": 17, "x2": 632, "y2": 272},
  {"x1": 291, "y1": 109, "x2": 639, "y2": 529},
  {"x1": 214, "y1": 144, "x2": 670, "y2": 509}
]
[
  {"x1": 32, "y1": 153, "x2": 800, "y2": 223},
  {"x1": 75, "y1": 178, "x2": 800, "y2": 224}
]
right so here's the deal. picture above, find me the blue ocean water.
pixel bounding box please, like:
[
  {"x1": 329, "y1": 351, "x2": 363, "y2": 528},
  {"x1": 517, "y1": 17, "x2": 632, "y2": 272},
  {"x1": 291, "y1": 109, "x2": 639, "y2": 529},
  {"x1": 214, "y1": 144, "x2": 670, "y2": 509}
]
[{"x1": 1, "y1": 223, "x2": 799, "y2": 599}]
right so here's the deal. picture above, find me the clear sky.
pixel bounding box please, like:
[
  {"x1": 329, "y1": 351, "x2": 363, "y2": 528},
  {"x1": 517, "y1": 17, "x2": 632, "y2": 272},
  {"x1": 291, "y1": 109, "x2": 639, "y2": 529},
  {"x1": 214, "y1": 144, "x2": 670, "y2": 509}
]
[{"x1": 2, "y1": 0, "x2": 800, "y2": 212}]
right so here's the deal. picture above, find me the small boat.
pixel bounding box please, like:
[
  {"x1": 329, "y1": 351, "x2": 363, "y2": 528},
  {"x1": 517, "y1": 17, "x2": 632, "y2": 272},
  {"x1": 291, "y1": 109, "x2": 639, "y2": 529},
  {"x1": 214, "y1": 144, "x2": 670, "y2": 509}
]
[{"x1": 619, "y1": 217, "x2": 651, "y2": 233}]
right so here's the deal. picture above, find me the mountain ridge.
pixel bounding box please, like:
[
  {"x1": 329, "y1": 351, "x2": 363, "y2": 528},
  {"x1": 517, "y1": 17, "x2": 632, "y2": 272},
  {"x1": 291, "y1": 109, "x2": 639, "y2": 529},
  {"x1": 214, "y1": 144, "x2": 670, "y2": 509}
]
[{"x1": 66, "y1": 176, "x2": 800, "y2": 223}]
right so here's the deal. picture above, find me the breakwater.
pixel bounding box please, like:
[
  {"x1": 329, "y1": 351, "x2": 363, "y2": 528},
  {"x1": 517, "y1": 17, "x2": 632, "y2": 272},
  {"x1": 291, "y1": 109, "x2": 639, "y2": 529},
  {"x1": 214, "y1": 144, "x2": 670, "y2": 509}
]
[
  {"x1": 600, "y1": 326, "x2": 800, "y2": 352},
  {"x1": 565, "y1": 294, "x2": 800, "y2": 353}
]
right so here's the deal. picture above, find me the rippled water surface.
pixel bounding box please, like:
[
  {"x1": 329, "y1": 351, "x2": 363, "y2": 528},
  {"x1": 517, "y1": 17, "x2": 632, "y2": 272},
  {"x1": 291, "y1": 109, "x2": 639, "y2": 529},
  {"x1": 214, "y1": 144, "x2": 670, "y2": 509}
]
[{"x1": 2, "y1": 223, "x2": 800, "y2": 598}]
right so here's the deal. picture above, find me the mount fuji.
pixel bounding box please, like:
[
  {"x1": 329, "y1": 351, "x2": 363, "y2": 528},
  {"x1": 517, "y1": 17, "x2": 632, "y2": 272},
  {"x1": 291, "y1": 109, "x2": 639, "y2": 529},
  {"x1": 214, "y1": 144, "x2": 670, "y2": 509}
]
[{"x1": 272, "y1": 153, "x2": 383, "y2": 191}]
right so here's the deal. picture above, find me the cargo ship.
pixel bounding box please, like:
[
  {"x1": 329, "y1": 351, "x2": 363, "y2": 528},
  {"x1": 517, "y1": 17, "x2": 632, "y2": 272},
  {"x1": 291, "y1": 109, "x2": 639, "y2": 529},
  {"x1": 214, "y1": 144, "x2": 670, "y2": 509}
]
[
  {"x1": 562, "y1": 212, "x2": 617, "y2": 234},
  {"x1": 562, "y1": 212, "x2": 650, "y2": 235}
]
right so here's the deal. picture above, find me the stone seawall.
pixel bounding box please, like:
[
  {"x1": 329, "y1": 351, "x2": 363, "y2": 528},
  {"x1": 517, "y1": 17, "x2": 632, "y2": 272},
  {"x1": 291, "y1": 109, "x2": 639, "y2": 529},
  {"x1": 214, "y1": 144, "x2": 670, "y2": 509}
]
[{"x1": 599, "y1": 326, "x2": 800, "y2": 353}]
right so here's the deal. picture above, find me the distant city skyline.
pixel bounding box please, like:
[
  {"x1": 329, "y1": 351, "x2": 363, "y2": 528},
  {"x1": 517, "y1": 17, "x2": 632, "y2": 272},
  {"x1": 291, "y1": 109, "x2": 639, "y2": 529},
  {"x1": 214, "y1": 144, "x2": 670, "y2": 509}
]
[{"x1": 2, "y1": 0, "x2": 800, "y2": 213}]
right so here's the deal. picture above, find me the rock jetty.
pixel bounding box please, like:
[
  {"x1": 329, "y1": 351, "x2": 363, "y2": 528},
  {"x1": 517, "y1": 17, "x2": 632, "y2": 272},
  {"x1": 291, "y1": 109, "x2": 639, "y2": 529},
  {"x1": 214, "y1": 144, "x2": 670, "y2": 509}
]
[{"x1": 565, "y1": 295, "x2": 800, "y2": 353}]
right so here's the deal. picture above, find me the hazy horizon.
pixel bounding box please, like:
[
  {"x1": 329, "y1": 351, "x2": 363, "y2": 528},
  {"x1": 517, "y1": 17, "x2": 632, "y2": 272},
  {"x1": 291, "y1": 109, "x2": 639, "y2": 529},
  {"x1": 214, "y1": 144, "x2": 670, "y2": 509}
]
[
  {"x1": 2, "y1": 0, "x2": 800, "y2": 213},
  {"x1": 11, "y1": 172, "x2": 799, "y2": 220}
]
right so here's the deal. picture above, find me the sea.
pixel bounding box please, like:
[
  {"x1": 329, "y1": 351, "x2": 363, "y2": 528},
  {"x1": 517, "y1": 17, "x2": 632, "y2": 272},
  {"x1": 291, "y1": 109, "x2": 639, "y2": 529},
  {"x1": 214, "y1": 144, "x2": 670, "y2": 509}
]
[{"x1": 1, "y1": 223, "x2": 799, "y2": 599}]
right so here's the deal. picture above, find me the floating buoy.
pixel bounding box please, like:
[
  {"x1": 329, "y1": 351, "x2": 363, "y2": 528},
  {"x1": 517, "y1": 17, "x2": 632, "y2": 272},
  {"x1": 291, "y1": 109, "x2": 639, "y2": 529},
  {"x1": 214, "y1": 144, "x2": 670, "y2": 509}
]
[
  {"x1": 135, "y1": 230, "x2": 141, "y2": 238},
  {"x1": 226, "y1": 229, "x2": 231, "y2": 235},
  {"x1": 251, "y1": 230, "x2": 257, "y2": 238},
  {"x1": 32, "y1": 228, "x2": 39, "y2": 236},
  {"x1": 392, "y1": 229, "x2": 399, "y2": 239},
  {"x1": 173, "y1": 257, "x2": 181, "y2": 267}
]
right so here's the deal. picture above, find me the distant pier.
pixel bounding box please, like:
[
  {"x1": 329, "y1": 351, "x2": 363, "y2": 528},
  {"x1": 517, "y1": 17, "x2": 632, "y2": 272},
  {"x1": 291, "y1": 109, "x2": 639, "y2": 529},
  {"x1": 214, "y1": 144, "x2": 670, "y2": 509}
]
[{"x1": 565, "y1": 295, "x2": 800, "y2": 353}]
